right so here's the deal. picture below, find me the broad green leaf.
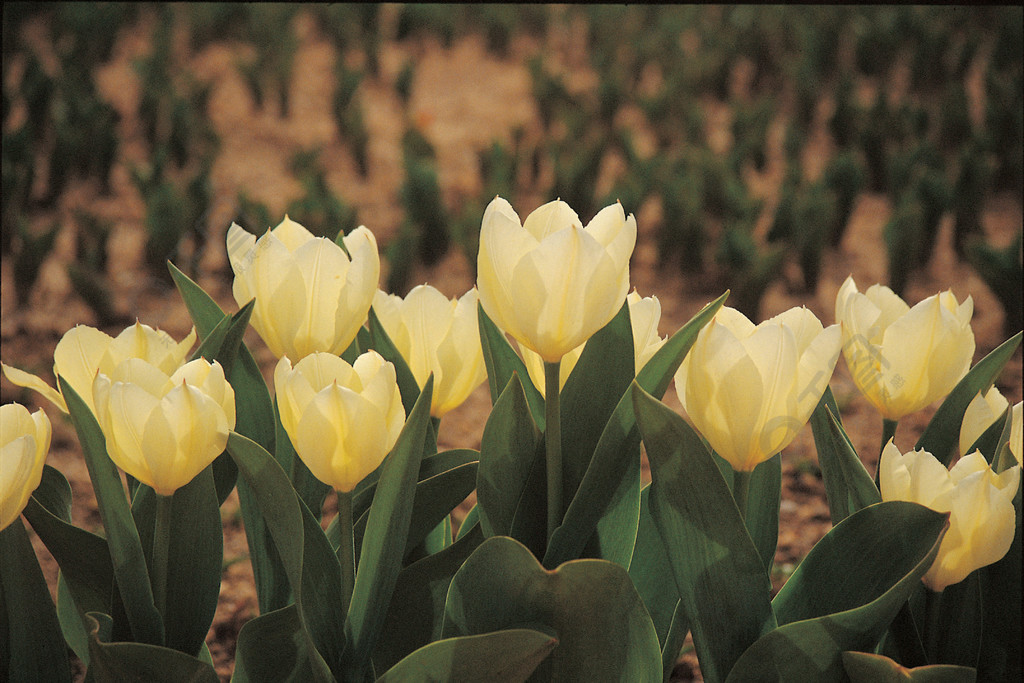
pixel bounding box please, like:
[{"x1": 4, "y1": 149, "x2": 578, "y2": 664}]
[
  {"x1": 916, "y1": 332, "x2": 1022, "y2": 466},
  {"x1": 189, "y1": 298, "x2": 254, "y2": 378},
  {"x1": 817, "y1": 405, "x2": 882, "y2": 518},
  {"x1": 0, "y1": 520, "x2": 71, "y2": 683},
  {"x1": 130, "y1": 468, "x2": 222, "y2": 658},
  {"x1": 725, "y1": 502, "x2": 948, "y2": 682},
  {"x1": 226, "y1": 433, "x2": 335, "y2": 683},
  {"x1": 842, "y1": 651, "x2": 977, "y2": 682},
  {"x1": 367, "y1": 306, "x2": 422, "y2": 415},
  {"x1": 84, "y1": 614, "x2": 218, "y2": 682},
  {"x1": 377, "y1": 629, "x2": 557, "y2": 682},
  {"x1": 560, "y1": 300, "x2": 634, "y2": 514},
  {"x1": 60, "y1": 377, "x2": 164, "y2": 647},
  {"x1": 662, "y1": 603, "x2": 692, "y2": 683},
  {"x1": 478, "y1": 304, "x2": 546, "y2": 429},
  {"x1": 978, "y1": 472, "x2": 1021, "y2": 682},
  {"x1": 716, "y1": 454, "x2": 782, "y2": 575},
  {"x1": 344, "y1": 378, "x2": 434, "y2": 680},
  {"x1": 456, "y1": 506, "x2": 479, "y2": 540},
  {"x1": 633, "y1": 383, "x2": 775, "y2": 683},
  {"x1": 169, "y1": 262, "x2": 289, "y2": 612},
  {"x1": 809, "y1": 387, "x2": 852, "y2": 523},
  {"x1": 965, "y1": 407, "x2": 1008, "y2": 465},
  {"x1": 921, "y1": 575, "x2": 981, "y2": 668},
  {"x1": 544, "y1": 291, "x2": 727, "y2": 568},
  {"x1": 231, "y1": 605, "x2": 315, "y2": 683},
  {"x1": 441, "y1": 536, "x2": 662, "y2": 681},
  {"x1": 371, "y1": 525, "x2": 485, "y2": 674},
  {"x1": 476, "y1": 374, "x2": 542, "y2": 538}
]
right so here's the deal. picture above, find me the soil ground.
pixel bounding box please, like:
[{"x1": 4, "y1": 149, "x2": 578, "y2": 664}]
[{"x1": 1, "y1": 7, "x2": 1020, "y2": 681}]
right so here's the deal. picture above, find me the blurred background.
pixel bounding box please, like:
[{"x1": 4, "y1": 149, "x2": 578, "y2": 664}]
[{"x1": 3, "y1": 6, "x2": 1021, "y2": 679}]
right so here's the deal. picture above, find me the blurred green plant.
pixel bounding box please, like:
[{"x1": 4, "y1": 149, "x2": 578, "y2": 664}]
[
  {"x1": 967, "y1": 233, "x2": 1023, "y2": 337},
  {"x1": 286, "y1": 148, "x2": 358, "y2": 240}
]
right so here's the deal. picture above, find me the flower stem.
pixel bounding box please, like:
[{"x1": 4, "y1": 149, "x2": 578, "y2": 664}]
[
  {"x1": 545, "y1": 360, "x2": 563, "y2": 543},
  {"x1": 733, "y1": 469, "x2": 752, "y2": 522},
  {"x1": 881, "y1": 418, "x2": 898, "y2": 456},
  {"x1": 152, "y1": 493, "x2": 173, "y2": 621},
  {"x1": 336, "y1": 489, "x2": 355, "y2": 615}
]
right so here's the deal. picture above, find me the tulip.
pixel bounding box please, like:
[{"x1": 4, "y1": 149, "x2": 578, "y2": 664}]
[
  {"x1": 1, "y1": 404, "x2": 51, "y2": 530},
  {"x1": 92, "y1": 358, "x2": 236, "y2": 497},
  {"x1": 372, "y1": 285, "x2": 486, "y2": 418},
  {"x1": 959, "y1": 386, "x2": 1009, "y2": 455},
  {"x1": 476, "y1": 196, "x2": 636, "y2": 364},
  {"x1": 1011, "y1": 402, "x2": 1022, "y2": 465},
  {"x1": 274, "y1": 351, "x2": 405, "y2": 493},
  {"x1": 521, "y1": 289, "x2": 667, "y2": 394},
  {"x1": 674, "y1": 305, "x2": 842, "y2": 473},
  {"x1": 835, "y1": 276, "x2": 975, "y2": 421},
  {"x1": 879, "y1": 440, "x2": 1020, "y2": 591},
  {"x1": 227, "y1": 216, "x2": 380, "y2": 360},
  {"x1": 2, "y1": 322, "x2": 196, "y2": 414}
]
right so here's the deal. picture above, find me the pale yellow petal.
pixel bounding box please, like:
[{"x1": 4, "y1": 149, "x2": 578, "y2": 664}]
[
  {"x1": 522, "y1": 199, "x2": 582, "y2": 241},
  {"x1": 2, "y1": 363, "x2": 67, "y2": 413}
]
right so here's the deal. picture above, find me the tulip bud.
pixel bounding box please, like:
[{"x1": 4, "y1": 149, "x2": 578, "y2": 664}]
[
  {"x1": 674, "y1": 306, "x2": 842, "y2": 472},
  {"x1": 2, "y1": 322, "x2": 196, "y2": 414},
  {"x1": 1, "y1": 404, "x2": 51, "y2": 530},
  {"x1": 835, "y1": 276, "x2": 975, "y2": 420},
  {"x1": 879, "y1": 440, "x2": 1020, "y2": 591},
  {"x1": 372, "y1": 285, "x2": 486, "y2": 418},
  {"x1": 521, "y1": 289, "x2": 667, "y2": 394},
  {"x1": 227, "y1": 217, "x2": 380, "y2": 360},
  {"x1": 275, "y1": 351, "x2": 405, "y2": 493},
  {"x1": 92, "y1": 358, "x2": 236, "y2": 497},
  {"x1": 959, "y1": 386, "x2": 1010, "y2": 455},
  {"x1": 477, "y1": 196, "x2": 636, "y2": 363},
  {"x1": 1011, "y1": 402, "x2": 1022, "y2": 465}
]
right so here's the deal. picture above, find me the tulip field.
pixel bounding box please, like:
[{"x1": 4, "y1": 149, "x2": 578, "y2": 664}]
[{"x1": 2, "y1": 5, "x2": 1022, "y2": 682}]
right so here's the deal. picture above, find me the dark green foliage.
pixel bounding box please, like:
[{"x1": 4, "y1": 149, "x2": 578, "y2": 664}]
[
  {"x1": 234, "y1": 193, "x2": 274, "y2": 236},
  {"x1": 967, "y1": 234, "x2": 1023, "y2": 337},
  {"x1": 985, "y1": 70, "x2": 1024, "y2": 192},
  {"x1": 860, "y1": 92, "x2": 892, "y2": 192},
  {"x1": 829, "y1": 72, "x2": 859, "y2": 150},
  {"x1": 823, "y1": 151, "x2": 866, "y2": 247},
  {"x1": 884, "y1": 196, "x2": 927, "y2": 297},
  {"x1": 286, "y1": 149, "x2": 357, "y2": 240},
  {"x1": 793, "y1": 183, "x2": 837, "y2": 292},
  {"x1": 333, "y1": 65, "x2": 369, "y2": 177},
  {"x1": 938, "y1": 83, "x2": 973, "y2": 152},
  {"x1": 951, "y1": 139, "x2": 993, "y2": 259},
  {"x1": 400, "y1": 129, "x2": 449, "y2": 266},
  {"x1": 395, "y1": 60, "x2": 416, "y2": 105},
  {"x1": 12, "y1": 220, "x2": 60, "y2": 306}
]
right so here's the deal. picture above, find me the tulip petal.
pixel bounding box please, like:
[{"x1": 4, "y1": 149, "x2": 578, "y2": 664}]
[
  {"x1": 522, "y1": 199, "x2": 582, "y2": 240},
  {"x1": 1, "y1": 363, "x2": 67, "y2": 413},
  {"x1": 53, "y1": 325, "x2": 114, "y2": 407}
]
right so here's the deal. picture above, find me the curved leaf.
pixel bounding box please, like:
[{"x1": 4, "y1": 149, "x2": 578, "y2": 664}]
[
  {"x1": 85, "y1": 614, "x2": 218, "y2": 683},
  {"x1": 232, "y1": 605, "x2": 315, "y2": 683},
  {"x1": 377, "y1": 629, "x2": 557, "y2": 682},
  {"x1": 842, "y1": 651, "x2": 976, "y2": 682},
  {"x1": 368, "y1": 307, "x2": 422, "y2": 416},
  {"x1": 442, "y1": 536, "x2": 662, "y2": 681},
  {"x1": 478, "y1": 303, "x2": 546, "y2": 429}
]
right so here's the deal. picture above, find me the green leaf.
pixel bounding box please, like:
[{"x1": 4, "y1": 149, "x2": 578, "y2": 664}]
[
  {"x1": 916, "y1": 332, "x2": 1022, "y2": 466},
  {"x1": 633, "y1": 383, "x2": 775, "y2": 683},
  {"x1": 377, "y1": 629, "x2": 557, "y2": 682},
  {"x1": 842, "y1": 651, "x2": 977, "y2": 682},
  {"x1": 275, "y1": 397, "x2": 330, "y2": 520},
  {"x1": 441, "y1": 536, "x2": 662, "y2": 681},
  {"x1": 456, "y1": 506, "x2": 479, "y2": 540},
  {"x1": 717, "y1": 454, "x2": 782, "y2": 575},
  {"x1": 725, "y1": 502, "x2": 948, "y2": 682},
  {"x1": 226, "y1": 432, "x2": 336, "y2": 683},
  {"x1": 368, "y1": 307, "x2": 422, "y2": 416},
  {"x1": 344, "y1": 377, "x2": 434, "y2": 680},
  {"x1": 84, "y1": 614, "x2": 218, "y2": 682},
  {"x1": 811, "y1": 403, "x2": 882, "y2": 522},
  {"x1": 0, "y1": 520, "x2": 71, "y2": 683},
  {"x1": 628, "y1": 486, "x2": 684, "y2": 649},
  {"x1": 232, "y1": 605, "x2": 315, "y2": 683},
  {"x1": 478, "y1": 303, "x2": 546, "y2": 429},
  {"x1": 978, "y1": 471, "x2": 1021, "y2": 682},
  {"x1": 476, "y1": 374, "x2": 542, "y2": 538},
  {"x1": 922, "y1": 575, "x2": 982, "y2": 668},
  {"x1": 60, "y1": 377, "x2": 164, "y2": 647},
  {"x1": 544, "y1": 291, "x2": 728, "y2": 568},
  {"x1": 560, "y1": 300, "x2": 634, "y2": 512},
  {"x1": 371, "y1": 525, "x2": 485, "y2": 674}
]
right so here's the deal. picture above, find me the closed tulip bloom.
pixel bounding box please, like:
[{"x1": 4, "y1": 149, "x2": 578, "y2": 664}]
[
  {"x1": 275, "y1": 351, "x2": 405, "y2": 493},
  {"x1": 477, "y1": 196, "x2": 636, "y2": 363},
  {"x1": 879, "y1": 440, "x2": 1020, "y2": 591},
  {"x1": 522, "y1": 289, "x2": 667, "y2": 394},
  {"x1": 92, "y1": 358, "x2": 235, "y2": 497},
  {"x1": 1010, "y1": 401, "x2": 1022, "y2": 466},
  {"x1": 372, "y1": 286, "x2": 486, "y2": 418},
  {"x1": 675, "y1": 306, "x2": 842, "y2": 472},
  {"x1": 959, "y1": 386, "x2": 1010, "y2": 455},
  {"x1": 1, "y1": 404, "x2": 51, "y2": 530},
  {"x1": 835, "y1": 276, "x2": 975, "y2": 420},
  {"x1": 227, "y1": 217, "x2": 380, "y2": 360},
  {"x1": 2, "y1": 322, "x2": 196, "y2": 414}
]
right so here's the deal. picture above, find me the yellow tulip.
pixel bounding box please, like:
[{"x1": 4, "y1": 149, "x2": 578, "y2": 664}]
[
  {"x1": 477, "y1": 196, "x2": 636, "y2": 363},
  {"x1": 1, "y1": 404, "x2": 51, "y2": 530},
  {"x1": 674, "y1": 306, "x2": 842, "y2": 472},
  {"x1": 521, "y1": 289, "x2": 667, "y2": 394},
  {"x1": 275, "y1": 351, "x2": 405, "y2": 493},
  {"x1": 227, "y1": 216, "x2": 380, "y2": 360},
  {"x1": 879, "y1": 440, "x2": 1020, "y2": 591},
  {"x1": 1011, "y1": 402, "x2": 1022, "y2": 465},
  {"x1": 959, "y1": 386, "x2": 1009, "y2": 455},
  {"x1": 372, "y1": 285, "x2": 486, "y2": 418},
  {"x1": 835, "y1": 276, "x2": 975, "y2": 420},
  {"x1": 2, "y1": 322, "x2": 196, "y2": 414},
  {"x1": 92, "y1": 358, "x2": 236, "y2": 497}
]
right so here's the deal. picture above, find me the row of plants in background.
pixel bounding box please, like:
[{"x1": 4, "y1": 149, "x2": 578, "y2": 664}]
[{"x1": 3, "y1": 198, "x2": 1021, "y2": 681}]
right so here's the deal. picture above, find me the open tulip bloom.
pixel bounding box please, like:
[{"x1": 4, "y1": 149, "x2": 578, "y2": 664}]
[{"x1": 1, "y1": 403, "x2": 51, "y2": 531}]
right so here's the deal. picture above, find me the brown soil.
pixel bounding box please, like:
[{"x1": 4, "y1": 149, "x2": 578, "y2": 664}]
[{"x1": 1, "y1": 7, "x2": 1020, "y2": 681}]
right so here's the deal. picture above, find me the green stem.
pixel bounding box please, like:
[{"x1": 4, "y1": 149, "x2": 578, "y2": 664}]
[
  {"x1": 923, "y1": 587, "x2": 942, "y2": 663},
  {"x1": 336, "y1": 489, "x2": 355, "y2": 615},
  {"x1": 545, "y1": 360, "x2": 563, "y2": 543},
  {"x1": 881, "y1": 418, "x2": 899, "y2": 456},
  {"x1": 733, "y1": 469, "x2": 752, "y2": 522},
  {"x1": 152, "y1": 493, "x2": 174, "y2": 621}
]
